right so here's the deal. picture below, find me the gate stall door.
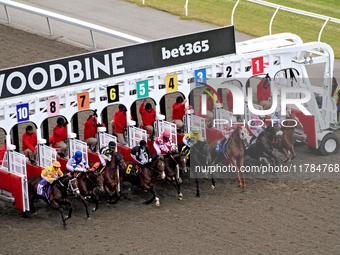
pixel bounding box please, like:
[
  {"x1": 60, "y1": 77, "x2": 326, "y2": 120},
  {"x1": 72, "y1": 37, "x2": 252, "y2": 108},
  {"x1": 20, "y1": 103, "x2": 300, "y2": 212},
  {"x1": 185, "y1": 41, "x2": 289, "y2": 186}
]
[
  {"x1": 99, "y1": 132, "x2": 118, "y2": 152},
  {"x1": 157, "y1": 120, "x2": 177, "y2": 146},
  {"x1": 214, "y1": 108, "x2": 233, "y2": 131},
  {"x1": 69, "y1": 139, "x2": 88, "y2": 165},
  {"x1": 38, "y1": 144, "x2": 57, "y2": 168},
  {"x1": 184, "y1": 114, "x2": 206, "y2": 141},
  {"x1": 128, "y1": 126, "x2": 147, "y2": 148},
  {"x1": 8, "y1": 151, "x2": 29, "y2": 212}
]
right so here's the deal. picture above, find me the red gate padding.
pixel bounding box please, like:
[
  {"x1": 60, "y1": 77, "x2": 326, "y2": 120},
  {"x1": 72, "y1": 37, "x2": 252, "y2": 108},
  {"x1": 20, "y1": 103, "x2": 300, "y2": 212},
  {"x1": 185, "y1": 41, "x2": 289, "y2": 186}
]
[
  {"x1": 0, "y1": 170, "x2": 11, "y2": 192},
  {"x1": 10, "y1": 174, "x2": 24, "y2": 211},
  {"x1": 26, "y1": 164, "x2": 43, "y2": 178},
  {"x1": 291, "y1": 109, "x2": 316, "y2": 148}
]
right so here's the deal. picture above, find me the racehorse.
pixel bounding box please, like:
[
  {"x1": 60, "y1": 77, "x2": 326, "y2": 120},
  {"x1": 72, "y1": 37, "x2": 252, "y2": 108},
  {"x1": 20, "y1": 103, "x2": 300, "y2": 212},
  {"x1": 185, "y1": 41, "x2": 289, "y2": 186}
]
[
  {"x1": 163, "y1": 151, "x2": 187, "y2": 200},
  {"x1": 245, "y1": 123, "x2": 282, "y2": 166},
  {"x1": 28, "y1": 174, "x2": 79, "y2": 228},
  {"x1": 75, "y1": 169, "x2": 104, "y2": 219},
  {"x1": 279, "y1": 111, "x2": 302, "y2": 162},
  {"x1": 210, "y1": 126, "x2": 249, "y2": 188},
  {"x1": 189, "y1": 140, "x2": 212, "y2": 197},
  {"x1": 119, "y1": 156, "x2": 166, "y2": 206}
]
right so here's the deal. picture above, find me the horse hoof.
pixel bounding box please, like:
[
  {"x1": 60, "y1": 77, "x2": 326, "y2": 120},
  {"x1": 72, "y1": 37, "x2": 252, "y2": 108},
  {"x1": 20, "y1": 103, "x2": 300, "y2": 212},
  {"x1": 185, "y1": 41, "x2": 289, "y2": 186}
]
[
  {"x1": 33, "y1": 212, "x2": 37, "y2": 216},
  {"x1": 178, "y1": 178, "x2": 183, "y2": 184},
  {"x1": 196, "y1": 193, "x2": 200, "y2": 197},
  {"x1": 65, "y1": 216, "x2": 69, "y2": 220},
  {"x1": 211, "y1": 185, "x2": 215, "y2": 190},
  {"x1": 155, "y1": 202, "x2": 160, "y2": 206},
  {"x1": 178, "y1": 193, "x2": 183, "y2": 200},
  {"x1": 92, "y1": 208, "x2": 96, "y2": 212},
  {"x1": 238, "y1": 184, "x2": 242, "y2": 188},
  {"x1": 87, "y1": 217, "x2": 91, "y2": 220}
]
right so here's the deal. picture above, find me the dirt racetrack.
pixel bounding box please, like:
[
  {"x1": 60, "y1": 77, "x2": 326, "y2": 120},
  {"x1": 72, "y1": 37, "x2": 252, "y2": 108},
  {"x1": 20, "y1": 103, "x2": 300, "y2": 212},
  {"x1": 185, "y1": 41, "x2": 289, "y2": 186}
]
[{"x1": 1, "y1": 23, "x2": 340, "y2": 254}]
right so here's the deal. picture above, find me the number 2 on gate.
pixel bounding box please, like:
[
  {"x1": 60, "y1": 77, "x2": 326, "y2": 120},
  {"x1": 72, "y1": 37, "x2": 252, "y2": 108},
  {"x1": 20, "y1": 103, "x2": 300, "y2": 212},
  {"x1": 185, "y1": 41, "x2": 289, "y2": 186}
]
[{"x1": 166, "y1": 74, "x2": 178, "y2": 92}]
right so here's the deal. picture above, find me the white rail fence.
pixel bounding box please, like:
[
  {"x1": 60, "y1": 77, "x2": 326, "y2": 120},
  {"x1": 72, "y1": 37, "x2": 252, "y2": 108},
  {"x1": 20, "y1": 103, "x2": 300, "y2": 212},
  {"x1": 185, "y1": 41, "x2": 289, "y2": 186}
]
[
  {"x1": 232, "y1": 0, "x2": 340, "y2": 42},
  {"x1": 0, "y1": 0, "x2": 146, "y2": 49}
]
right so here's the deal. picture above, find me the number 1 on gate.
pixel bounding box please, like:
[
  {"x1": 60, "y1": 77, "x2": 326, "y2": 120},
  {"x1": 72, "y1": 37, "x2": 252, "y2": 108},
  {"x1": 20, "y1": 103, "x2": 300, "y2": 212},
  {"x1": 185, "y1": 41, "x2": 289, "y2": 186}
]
[{"x1": 166, "y1": 74, "x2": 178, "y2": 93}]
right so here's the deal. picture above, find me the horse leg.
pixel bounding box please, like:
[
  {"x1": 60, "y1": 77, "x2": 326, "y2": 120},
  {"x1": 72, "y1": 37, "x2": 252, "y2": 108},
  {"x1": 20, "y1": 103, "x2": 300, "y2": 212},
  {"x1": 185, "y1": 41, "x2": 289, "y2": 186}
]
[
  {"x1": 59, "y1": 207, "x2": 67, "y2": 228},
  {"x1": 281, "y1": 147, "x2": 290, "y2": 163},
  {"x1": 231, "y1": 158, "x2": 242, "y2": 187},
  {"x1": 111, "y1": 184, "x2": 121, "y2": 204},
  {"x1": 290, "y1": 145, "x2": 296, "y2": 160},
  {"x1": 239, "y1": 157, "x2": 245, "y2": 188},
  {"x1": 63, "y1": 199, "x2": 74, "y2": 221},
  {"x1": 211, "y1": 172, "x2": 216, "y2": 190},
  {"x1": 79, "y1": 195, "x2": 90, "y2": 220},
  {"x1": 30, "y1": 198, "x2": 36, "y2": 215},
  {"x1": 172, "y1": 178, "x2": 182, "y2": 201},
  {"x1": 92, "y1": 193, "x2": 100, "y2": 212},
  {"x1": 144, "y1": 187, "x2": 159, "y2": 206}
]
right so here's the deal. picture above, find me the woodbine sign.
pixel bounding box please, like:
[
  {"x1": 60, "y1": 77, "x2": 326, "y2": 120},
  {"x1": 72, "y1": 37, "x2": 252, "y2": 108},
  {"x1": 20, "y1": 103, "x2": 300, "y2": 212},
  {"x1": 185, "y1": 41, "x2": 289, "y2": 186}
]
[{"x1": 0, "y1": 26, "x2": 235, "y2": 100}]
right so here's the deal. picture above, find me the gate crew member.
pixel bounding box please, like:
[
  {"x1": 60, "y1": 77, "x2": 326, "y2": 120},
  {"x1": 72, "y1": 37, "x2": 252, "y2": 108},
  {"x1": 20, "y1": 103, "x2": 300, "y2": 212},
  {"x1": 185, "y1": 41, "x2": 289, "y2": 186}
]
[
  {"x1": 248, "y1": 116, "x2": 266, "y2": 145},
  {"x1": 257, "y1": 74, "x2": 271, "y2": 110},
  {"x1": 172, "y1": 96, "x2": 190, "y2": 132},
  {"x1": 52, "y1": 117, "x2": 68, "y2": 158},
  {"x1": 22, "y1": 125, "x2": 38, "y2": 165},
  {"x1": 153, "y1": 131, "x2": 176, "y2": 155},
  {"x1": 131, "y1": 140, "x2": 152, "y2": 165},
  {"x1": 66, "y1": 150, "x2": 89, "y2": 174},
  {"x1": 139, "y1": 99, "x2": 156, "y2": 139},
  {"x1": 41, "y1": 161, "x2": 63, "y2": 192},
  {"x1": 98, "y1": 141, "x2": 117, "y2": 167},
  {"x1": 332, "y1": 77, "x2": 340, "y2": 122},
  {"x1": 84, "y1": 110, "x2": 98, "y2": 152},
  {"x1": 114, "y1": 104, "x2": 127, "y2": 145}
]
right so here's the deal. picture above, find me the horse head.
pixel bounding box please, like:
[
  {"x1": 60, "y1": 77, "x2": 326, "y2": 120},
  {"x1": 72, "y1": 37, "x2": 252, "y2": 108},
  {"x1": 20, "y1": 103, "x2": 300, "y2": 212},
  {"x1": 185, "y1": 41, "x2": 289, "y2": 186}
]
[
  {"x1": 151, "y1": 156, "x2": 166, "y2": 179},
  {"x1": 115, "y1": 152, "x2": 127, "y2": 170},
  {"x1": 68, "y1": 176, "x2": 80, "y2": 197}
]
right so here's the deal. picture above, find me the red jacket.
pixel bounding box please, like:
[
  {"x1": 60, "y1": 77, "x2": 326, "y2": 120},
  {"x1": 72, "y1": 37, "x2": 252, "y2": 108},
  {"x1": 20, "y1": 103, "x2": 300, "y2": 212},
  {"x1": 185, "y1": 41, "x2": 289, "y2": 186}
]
[
  {"x1": 22, "y1": 132, "x2": 37, "y2": 152},
  {"x1": 53, "y1": 125, "x2": 68, "y2": 143},
  {"x1": 139, "y1": 104, "x2": 156, "y2": 126},
  {"x1": 172, "y1": 102, "x2": 185, "y2": 120},
  {"x1": 114, "y1": 110, "x2": 127, "y2": 133},
  {"x1": 0, "y1": 144, "x2": 6, "y2": 161},
  {"x1": 84, "y1": 116, "x2": 97, "y2": 140},
  {"x1": 257, "y1": 79, "x2": 271, "y2": 104},
  {"x1": 227, "y1": 91, "x2": 233, "y2": 111}
]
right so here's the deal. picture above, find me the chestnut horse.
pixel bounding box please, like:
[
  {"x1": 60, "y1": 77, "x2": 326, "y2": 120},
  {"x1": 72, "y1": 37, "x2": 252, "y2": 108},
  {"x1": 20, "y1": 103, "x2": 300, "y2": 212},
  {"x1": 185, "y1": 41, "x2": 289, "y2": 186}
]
[
  {"x1": 75, "y1": 169, "x2": 104, "y2": 219},
  {"x1": 279, "y1": 111, "x2": 302, "y2": 162},
  {"x1": 210, "y1": 126, "x2": 249, "y2": 188},
  {"x1": 28, "y1": 174, "x2": 79, "y2": 228},
  {"x1": 163, "y1": 151, "x2": 187, "y2": 201},
  {"x1": 119, "y1": 156, "x2": 166, "y2": 206}
]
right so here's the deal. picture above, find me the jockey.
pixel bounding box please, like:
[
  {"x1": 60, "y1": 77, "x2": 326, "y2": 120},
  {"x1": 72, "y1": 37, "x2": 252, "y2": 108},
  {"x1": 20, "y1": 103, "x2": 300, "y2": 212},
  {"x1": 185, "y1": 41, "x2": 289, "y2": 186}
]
[
  {"x1": 222, "y1": 117, "x2": 237, "y2": 142},
  {"x1": 98, "y1": 141, "x2": 117, "y2": 168},
  {"x1": 41, "y1": 161, "x2": 63, "y2": 192},
  {"x1": 153, "y1": 131, "x2": 176, "y2": 155},
  {"x1": 66, "y1": 150, "x2": 89, "y2": 174},
  {"x1": 249, "y1": 115, "x2": 266, "y2": 145},
  {"x1": 183, "y1": 127, "x2": 201, "y2": 148},
  {"x1": 131, "y1": 140, "x2": 152, "y2": 165}
]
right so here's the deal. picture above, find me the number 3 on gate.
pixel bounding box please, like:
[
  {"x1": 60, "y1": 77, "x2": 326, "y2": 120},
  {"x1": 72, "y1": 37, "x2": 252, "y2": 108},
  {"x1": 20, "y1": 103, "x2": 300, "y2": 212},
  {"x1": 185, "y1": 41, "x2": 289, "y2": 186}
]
[
  {"x1": 77, "y1": 92, "x2": 90, "y2": 110},
  {"x1": 166, "y1": 74, "x2": 178, "y2": 93}
]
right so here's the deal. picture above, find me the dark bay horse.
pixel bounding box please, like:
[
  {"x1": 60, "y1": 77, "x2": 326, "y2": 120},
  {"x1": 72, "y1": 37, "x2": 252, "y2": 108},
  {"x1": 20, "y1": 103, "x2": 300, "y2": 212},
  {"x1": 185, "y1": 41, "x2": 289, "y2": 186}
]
[
  {"x1": 279, "y1": 112, "x2": 302, "y2": 162},
  {"x1": 75, "y1": 169, "x2": 104, "y2": 219},
  {"x1": 119, "y1": 156, "x2": 166, "y2": 206},
  {"x1": 189, "y1": 140, "x2": 212, "y2": 197},
  {"x1": 245, "y1": 123, "x2": 282, "y2": 166},
  {"x1": 163, "y1": 151, "x2": 187, "y2": 200},
  {"x1": 28, "y1": 174, "x2": 79, "y2": 228},
  {"x1": 210, "y1": 126, "x2": 248, "y2": 188}
]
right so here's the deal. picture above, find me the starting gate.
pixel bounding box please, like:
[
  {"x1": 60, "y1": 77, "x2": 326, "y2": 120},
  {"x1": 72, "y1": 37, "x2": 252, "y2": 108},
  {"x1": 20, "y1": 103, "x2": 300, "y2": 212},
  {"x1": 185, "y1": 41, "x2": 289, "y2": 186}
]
[
  {"x1": 38, "y1": 144, "x2": 57, "y2": 168},
  {"x1": 214, "y1": 108, "x2": 233, "y2": 131},
  {"x1": 69, "y1": 139, "x2": 88, "y2": 164},
  {"x1": 157, "y1": 120, "x2": 178, "y2": 147},
  {"x1": 98, "y1": 130, "x2": 118, "y2": 152},
  {"x1": 128, "y1": 126, "x2": 148, "y2": 148},
  {"x1": 184, "y1": 114, "x2": 206, "y2": 141}
]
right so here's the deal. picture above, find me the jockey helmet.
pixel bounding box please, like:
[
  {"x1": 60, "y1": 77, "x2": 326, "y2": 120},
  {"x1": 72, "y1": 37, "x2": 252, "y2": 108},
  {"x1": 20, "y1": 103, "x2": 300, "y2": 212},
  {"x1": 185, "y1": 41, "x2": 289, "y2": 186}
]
[
  {"x1": 145, "y1": 103, "x2": 152, "y2": 110},
  {"x1": 57, "y1": 117, "x2": 64, "y2": 125},
  {"x1": 109, "y1": 141, "x2": 117, "y2": 148},
  {"x1": 163, "y1": 131, "x2": 170, "y2": 140},
  {"x1": 192, "y1": 127, "x2": 199, "y2": 134},
  {"x1": 176, "y1": 96, "x2": 184, "y2": 104},
  {"x1": 53, "y1": 161, "x2": 61, "y2": 168},
  {"x1": 75, "y1": 151, "x2": 82, "y2": 158},
  {"x1": 140, "y1": 140, "x2": 147, "y2": 147},
  {"x1": 26, "y1": 125, "x2": 33, "y2": 131}
]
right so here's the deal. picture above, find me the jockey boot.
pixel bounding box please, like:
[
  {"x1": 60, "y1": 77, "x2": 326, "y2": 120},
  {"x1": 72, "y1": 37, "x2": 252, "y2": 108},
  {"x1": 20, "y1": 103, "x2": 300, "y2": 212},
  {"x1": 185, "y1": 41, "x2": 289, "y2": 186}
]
[{"x1": 43, "y1": 182, "x2": 50, "y2": 195}]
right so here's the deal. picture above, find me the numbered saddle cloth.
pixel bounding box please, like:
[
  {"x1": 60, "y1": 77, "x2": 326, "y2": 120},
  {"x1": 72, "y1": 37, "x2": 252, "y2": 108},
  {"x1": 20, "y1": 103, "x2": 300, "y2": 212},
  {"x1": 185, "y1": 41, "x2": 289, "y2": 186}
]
[
  {"x1": 37, "y1": 179, "x2": 51, "y2": 197},
  {"x1": 125, "y1": 163, "x2": 140, "y2": 176},
  {"x1": 215, "y1": 139, "x2": 227, "y2": 152}
]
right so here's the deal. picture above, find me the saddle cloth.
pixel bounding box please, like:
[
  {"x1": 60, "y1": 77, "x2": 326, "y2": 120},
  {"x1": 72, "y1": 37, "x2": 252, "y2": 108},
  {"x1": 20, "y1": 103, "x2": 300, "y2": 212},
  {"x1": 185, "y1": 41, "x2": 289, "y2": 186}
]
[
  {"x1": 215, "y1": 138, "x2": 228, "y2": 152},
  {"x1": 37, "y1": 179, "x2": 51, "y2": 197},
  {"x1": 126, "y1": 163, "x2": 140, "y2": 176}
]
